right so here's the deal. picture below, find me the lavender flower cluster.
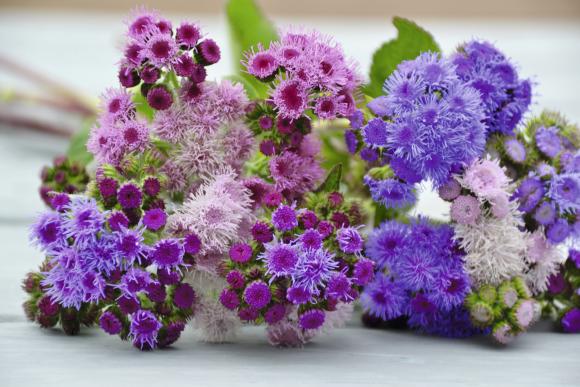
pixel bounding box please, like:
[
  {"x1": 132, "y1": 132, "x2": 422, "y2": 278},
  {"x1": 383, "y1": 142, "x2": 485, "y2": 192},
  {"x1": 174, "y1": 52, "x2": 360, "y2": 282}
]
[
  {"x1": 492, "y1": 111, "x2": 579, "y2": 245},
  {"x1": 221, "y1": 191, "x2": 373, "y2": 346},
  {"x1": 244, "y1": 29, "x2": 361, "y2": 200}
]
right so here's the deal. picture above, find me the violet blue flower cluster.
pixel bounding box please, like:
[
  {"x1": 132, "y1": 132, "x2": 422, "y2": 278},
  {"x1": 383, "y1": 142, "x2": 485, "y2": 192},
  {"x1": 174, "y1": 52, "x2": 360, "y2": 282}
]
[
  {"x1": 362, "y1": 218, "x2": 478, "y2": 338},
  {"x1": 452, "y1": 40, "x2": 532, "y2": 136},
  {"x1": 221, "y1": 190, "x2": 372, "y2": 346}
]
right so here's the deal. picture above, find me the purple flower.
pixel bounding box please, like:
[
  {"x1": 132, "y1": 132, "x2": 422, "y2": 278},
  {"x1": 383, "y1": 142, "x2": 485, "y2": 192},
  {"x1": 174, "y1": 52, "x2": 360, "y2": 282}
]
[
  {"x1": 220, "y1": 289, "x2": 240, "y2": 310},
  {"x1": 150, "y1": 239, "x2": 184, "y2": 268},
  {"x1": 51, "y1": 193, "x2": 70, "y2": 212},
  {"x1": 258, "y1": 115, "x2": 273, "y2": 130},
  {"x1": 37, "y1": 295, "x2": 59, "y2": 316},
  {"x1": 98, "y1": 177, "x2": 118, "y2": 198},
  {"x1": 535, "y1": 126, "x2": 562, "y2": 158},
  {"x1": 246, "y1": 50, "x2": 278, "y2": 79},
  {"x1": 549, "y1": 174, "x2": 580, "y2": 214},
  {"x1": 252, "y1": 222, "x2": 274, "y2": 243},
  {"x1": 197, "y1": 39, "x2": 221, "y2": 65},
  {"x1": 353, "y1": 258, "x2": 374, "y2": 286},
  {"x1": 326, "y1": 272, "x2": 353, "y2": 302},
  {"x1": 561, "y1": 308, "x2": 580, "y2": 333},
  {"x1": 450, "y1": 195, "x2": 481, "y2": 225},
  {"x1": 438, "y1": 179, "x2": 462, "y2": 201},
  {"x1": 264, "y1": 304, "x2": 286, "y2": 325},
  {"x1": 118, "y1": 295, "x2": 140, "y2": 315},
  {"x1": 364, "y1": 176, "x2": 416, "y2": 209},
  {"x1": 30, "y1": 211, "x2": 64, "y2": 252},
  {"x1": 504, "y1": 138, "x2": 526, "y2": 163},
  {"x1": 344, "y1": 130, "x2": 358, "y2": 154},
  {"x1": 244, "y1": 281, "x2": 272, "y2": 310},
  {"x1": 570, "y1": 250, "x2": 580, "y2": 269},
  {"x1": 146, "y1": 281, "x2": 167, "y2": 303},
  {"x1": 300, "y1": 210, "x2": 318, "y2": 229},
  {"x1": 317, "y1": 220, "x2": 334, "y2": 239},
  {"x1": 226, "y1": 270, "x2": 245, "y2": 289},
  {"x1": 176, "y1": 22, "x2": 200, "y2": 47},
  {"x1": 130, "y1": 310, "x2": 162, "y2": 350},
  {"x1": 238, "y1": 307, "x2": 259, "y2": 321},
  {"x1": 349, "y1": 110, "x2": 364, "y2": 129},
  {"x1": 259, "y1": 242, "x2": 299, "y2": 278},
  {"x1": 99, "y1": 311, "x2": 122, "y2": 335},
  {"x1": 157, "y1": 267, "x2": 180, "y2": 286},
  {"x1": 143, "y1": 208, "x2": 166, "y2": 231},
  {"x1": 272, "y1": 205, "x2": 298, "y2": 231},
  {"x1": 365, "y1": 220, "x2": 409, "y2": 270},
  {"x1": 142, "y1": 177, "x2": 161, "y2": 197},
  {"x1": 513, "y1": 177, "x2": 545, "y2": 212},
  {"x1": 287, "y1": 285, "x2": 312, "y2": 304},
  {"x1": 229, "y1": 243, "x2": 253, "y2": 263},
  {"x1": 293, "y1": 247, "x2": 337, "y2": 294},
  {"x1": 362, "y1": 118, "x2": 388, "y2": 148},
  {"x1": 147, "y1": 86, "x2": 173, "y2": 110},
  {"x1": 533, "y1": 202, "x2": 556, "y2": 225},
  {"x1": 63, "y1": 197, "x2": 106, "y2": 247},
  {"x1": 184, "y1": 233, "x2": 201, "y2": 255},
  {"x1": 298, "y1": 309, "x2": 325, "y2": 330},
  {"x1": 299, "y1": 229, "x2": 323, "y2": 250},
  {"x1": 547, "y1": 219, "x2": 570, "y2": 244},
  {"x1": 108, "y1": 211, "x2": 129, "y2": 232},
  {"x1": 336, "y1": 227, "x2": 364, "y2": 254},
  {"x1": 144, "y1": 31, "x2": 177, "y2": 67},
  {"x1": 452, "y1": 40, "x2": 531, "y2": 135},
  {"x1": 116, "y1": 226, "x2": 146, "y2": 265},
  {"x1": 361, "y1": 273, "x2": 407, "y2": 320},
  {"x1": 173, "y1": 283, "x2": 195, "y2": 309},
  {"x1": 272, "y1": 79, "x2": 308, "y2": 120},
  {"x1": 117, "y1": 183, "x2": 142, "y2": 209}
]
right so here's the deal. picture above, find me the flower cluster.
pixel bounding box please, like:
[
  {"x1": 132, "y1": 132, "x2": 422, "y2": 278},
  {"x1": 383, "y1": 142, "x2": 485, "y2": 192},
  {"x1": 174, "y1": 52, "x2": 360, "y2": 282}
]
[
  {"x1": 490, "y1": 111, "x2": 579, "y2": 245},
  {"x1": 362, "y1": 218, "x2": 478, "y2": 338},
  {"x1": 244, "y1": 30, "x2": 361, "y2": 199},
  {"x1": 39, "y1": 156, "x2": 89, "y2": 207},
  {"x1": 29, "y1": 185, "x2": 197, "y2": 350},
  {"x1": 351, "y1": 51, "x2": 486, "y2": 191},
  {"x1": 245, "y1": 29, "x2": 360, "y2": 120},
  {"x1": 452, "y1": 40, "x2": 532, "y2": 136},
  {"x1": 221, "y1": 191, "x2": 372, "y2": 346},
  {"x1": 465, "y1": 277, "x2": 539, "y2": 344},
  {"x1": 118, "y1": 7, "x2": 219, "y2": 108}
]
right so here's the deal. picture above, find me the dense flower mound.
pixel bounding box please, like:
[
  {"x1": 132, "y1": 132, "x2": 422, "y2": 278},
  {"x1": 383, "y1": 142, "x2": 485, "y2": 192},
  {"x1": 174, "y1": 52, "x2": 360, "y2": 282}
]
[
  {"x1": 357, "y1": 52, "x2": 486, "y2": 189},
  {"x1": 221, "y1": 190, "x2": 372, "y2": 346},
  {"x1": 29, "y1": 190, "x2": 197, "y2": 349},
  {"x1": 243, "y1": 30, "x2": 362, "y2": 200},
  {"x1": 452, "y1": 40, "x2": 532, "y2": 136},
  {"x1": 362, "y1": 218, "x2": 479, "y2": 338}
]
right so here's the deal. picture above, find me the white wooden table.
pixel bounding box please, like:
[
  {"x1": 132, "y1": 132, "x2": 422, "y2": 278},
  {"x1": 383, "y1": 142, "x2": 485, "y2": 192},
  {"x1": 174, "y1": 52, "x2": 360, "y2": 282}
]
[{"x1": 0, "y1": 10, "x2": 579, "y2": 387}]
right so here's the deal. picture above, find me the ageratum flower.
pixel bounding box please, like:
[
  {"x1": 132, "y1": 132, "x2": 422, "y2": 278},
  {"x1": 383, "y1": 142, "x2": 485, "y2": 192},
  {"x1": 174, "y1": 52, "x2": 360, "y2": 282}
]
[
  {"x1": 364, "y1": 53, "x2": 486, "y2": 187},
  {"x1": 452, "y1": 40, "x2": 531, "y2": 135}
]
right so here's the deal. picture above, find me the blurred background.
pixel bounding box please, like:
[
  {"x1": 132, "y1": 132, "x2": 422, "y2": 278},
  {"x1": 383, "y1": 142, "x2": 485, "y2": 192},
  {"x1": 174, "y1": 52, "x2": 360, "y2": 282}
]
[{"x1": 1, "y1": 0, "x2": 579, "y2": 318}]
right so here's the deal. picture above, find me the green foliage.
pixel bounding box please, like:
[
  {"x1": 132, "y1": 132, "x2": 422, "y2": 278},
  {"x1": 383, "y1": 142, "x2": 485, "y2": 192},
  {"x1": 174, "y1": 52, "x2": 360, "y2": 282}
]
[
  {"x1": 315, "y1": 164, "x2": 342, "y2": 193},
  {"x1": 226, "y1": 0, "x2": 279, "y2": 99},
  {"x1": 364, "y1": 17, "x2": 440, "y2": 98},
  {"x1": 66, "y1": 120, "x2": 93, "y2": 165}
]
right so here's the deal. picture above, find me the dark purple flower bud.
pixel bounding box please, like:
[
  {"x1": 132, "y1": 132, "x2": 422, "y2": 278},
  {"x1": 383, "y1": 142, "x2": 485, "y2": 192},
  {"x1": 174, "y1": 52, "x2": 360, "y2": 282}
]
[
  {"x1": 140, "y1": 66, "x2": 160, "y2": 84},
  {"x1": 196, "y1": 39, "x2": 221, "y2": 65},
  {"x1": 147, "y1": 86, "x2": 173, "y2": 110},
  {"x1": 118, "y1": 66, "x2": 140, "y2": 88},
  {"x1": 173, "y1": 283, "x2": 196, "y2": 309}
]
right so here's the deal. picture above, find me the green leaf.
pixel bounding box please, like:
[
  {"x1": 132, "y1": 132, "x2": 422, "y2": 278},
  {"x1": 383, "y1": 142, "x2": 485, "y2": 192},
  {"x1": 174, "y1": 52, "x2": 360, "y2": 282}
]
[
  {"x1": 364, "y1": 17, "x2": 440, "y2": 98},
  {"x1": 133, "y1": 91, "x2": 155, "y2": 122},
  {"x1": 226, "y1": 0, "x2": 278, "y2": 100},
  {"x1": 66, "y1": 119, "x2": 94, "y2": 165},
  {"x1": 225, "y1": 74, "x2": 260, "y2": 100},
  {"x1": 315, "y1": 164, "x2": 342, "y2": 193}
]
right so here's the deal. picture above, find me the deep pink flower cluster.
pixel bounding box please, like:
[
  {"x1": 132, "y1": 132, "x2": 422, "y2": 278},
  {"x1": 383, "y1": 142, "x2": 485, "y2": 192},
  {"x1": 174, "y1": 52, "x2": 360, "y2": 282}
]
[
  {"x1": 118, "y1": 8, "x2": 220, "y2": 110},
  {"x1": 220, "y1": 190, "x2": 373, "y2": 345}
]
